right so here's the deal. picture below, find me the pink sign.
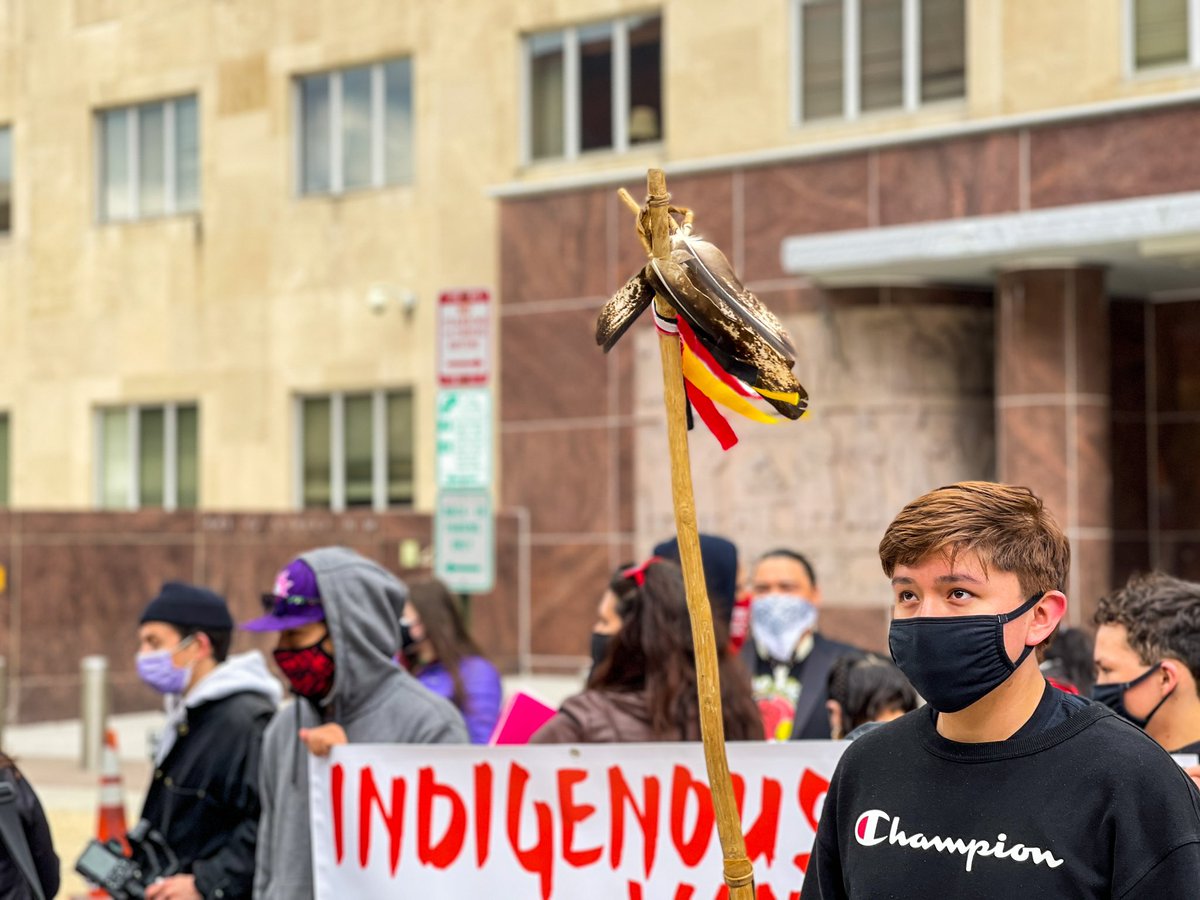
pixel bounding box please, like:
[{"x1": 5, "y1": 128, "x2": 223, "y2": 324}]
[
  {"x1": 488, "y1": 692, "x2": 557, "y2": 745},
  {"x1": 438, "y1": 289, "x2": 492, "y2": 386}
]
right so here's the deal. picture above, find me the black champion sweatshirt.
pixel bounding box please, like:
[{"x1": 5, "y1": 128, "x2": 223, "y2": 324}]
[{"x1": 802, "y1": 695, "x2": 1200, "y2": 899}]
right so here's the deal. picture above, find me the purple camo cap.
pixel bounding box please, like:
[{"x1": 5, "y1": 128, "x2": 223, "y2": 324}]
[{"x1": 240, "y1": 558, "x2": 326, "y2": 632}]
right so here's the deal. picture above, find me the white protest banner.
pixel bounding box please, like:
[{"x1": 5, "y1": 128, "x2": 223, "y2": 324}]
[{"x1": 310, "y1": 741, "x2": 845, "y2": 900}]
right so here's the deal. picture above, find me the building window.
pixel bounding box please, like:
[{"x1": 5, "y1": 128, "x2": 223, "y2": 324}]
[
  {"x1": 523, "y1": 13, "x2": 662, "y2": 163},
  {"x1": 0, "y1": 127, "x2": 11, "y2": 234},
  {"x1": 96, "y1": 403, "x2": 198, "y2": 510},
  {"x1": 296, "y1": 389, "x2": 414, "y2": 510},
  {"x1": 296, "y1": 58, "x2": 414, "y2": 196},
  {"x1": 1129, "y1": 0, "x2": 1199, "y2": 71},
  {"x1": 794, "y1": 0, "x2": 965, "y2": 123},
  {"x1": 97, "y1": 96, "x2": 199, "y2": 222}
]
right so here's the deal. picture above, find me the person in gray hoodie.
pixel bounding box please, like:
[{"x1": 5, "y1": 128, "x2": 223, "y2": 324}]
[{"x1": 243, "y1": 547, "x2": 467, "y2": 900}]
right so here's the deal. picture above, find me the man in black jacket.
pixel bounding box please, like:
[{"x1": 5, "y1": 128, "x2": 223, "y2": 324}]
[
  {"x1": 135, "y1": 582, "x2": 281, "y2": 900},
  {"x1": 740, "y1": 549, "x2": 862, "y2": 739},
  {"x1": 802, "y1": 482, "x2": 1200, "y2": 899}
]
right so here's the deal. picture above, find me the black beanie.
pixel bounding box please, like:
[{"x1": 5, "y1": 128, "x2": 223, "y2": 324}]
[
  {"x1": 139, "y1": 582, "x2": 233, "y2": 631},
  {"x1": 653, "y1": 533, "x2": 738, "y2": 627}
]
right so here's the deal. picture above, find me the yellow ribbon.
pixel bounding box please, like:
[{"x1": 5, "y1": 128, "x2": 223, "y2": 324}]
[
  {"x1": 753, "y1": 387, "x2": 801, "y2": 405},
  {"x1": 681, "y1": 346, "x2": 780, "y2": 424}
]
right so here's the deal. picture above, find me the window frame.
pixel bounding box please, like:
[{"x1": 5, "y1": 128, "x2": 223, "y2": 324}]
[
  {"x1": 1123, "y1": 0, "x2": 1200, "y2": 77},
  {"x1": 93, "y1": 402, "x2": 198, "y2": 511},
  {"x1": 292, "y1": 57, "x2": 414, "y2": 198},
  {"x1": 519, "y1": 12, "x2": 663, "y2": 165},
  {"x1": 94, "y1": 95, "x2": 199, "y2": 223},
  {"x1": 293, "y1": 388, "x2": 415, "y2": 512},
  {"x1": 791, "y1": 0, "x2": 964, "y2": 125},
  {"x1": 0, "y1": 124, "x2": 12, "y2": 237}
]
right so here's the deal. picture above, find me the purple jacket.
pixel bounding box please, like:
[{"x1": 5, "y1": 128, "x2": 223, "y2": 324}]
[{"x1": 415, "y1": 656, "x2": 503, "y2": 744}]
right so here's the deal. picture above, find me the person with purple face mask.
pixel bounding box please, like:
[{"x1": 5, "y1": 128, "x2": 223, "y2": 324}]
[
  {"x1": 135, "y1": 582, "x2": 282, "y2": 900},
  {"x1": 245, "y1": 548, "x2": 467, "y2": 900}
]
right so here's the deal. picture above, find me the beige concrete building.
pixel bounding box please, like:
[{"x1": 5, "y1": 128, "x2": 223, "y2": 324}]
[
  {"x1": 0, "y1": 0, "x2": 1194, "y2": 511},
  {"x1": 0, "y1": 1, "x2": 1199, "y2": 675}
]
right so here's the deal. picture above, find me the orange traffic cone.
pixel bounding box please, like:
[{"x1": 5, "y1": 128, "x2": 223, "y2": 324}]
[
  {"x1": 87, "y1": 729, "x2": 129, "y2": 897},
  {"x1": 96, "y1": 729, "x2": 129, "y2": 851}
]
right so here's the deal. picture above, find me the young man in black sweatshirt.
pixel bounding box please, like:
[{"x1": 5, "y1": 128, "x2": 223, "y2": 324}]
[{"x1": 802, "y1": 482, "x2": 1200, "y2": 899}]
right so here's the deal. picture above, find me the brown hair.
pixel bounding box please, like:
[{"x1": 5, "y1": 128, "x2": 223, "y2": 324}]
[
  {"x1": 879, "y1": 481, "x2": 1071, "y2": 597},
  {"x1": 405, "y1": 579, "x2": 487, "y2": 712},
  {"x1": 1094, "y1": 572, "x2": 1200, "y2": 691},
  {"x1": 589, "y1": 559, "x2": 762, "y2": 741}
]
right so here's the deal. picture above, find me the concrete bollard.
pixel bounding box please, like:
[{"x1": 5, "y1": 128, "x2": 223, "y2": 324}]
[{"x1": 80, "y1": 655, "x2": 109, "y2": 771}]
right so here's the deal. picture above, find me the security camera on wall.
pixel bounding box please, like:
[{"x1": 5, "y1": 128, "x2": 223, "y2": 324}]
[
  {"x1": 366, "y1": 285, "x2": 418, "y2": 317},
  {"x1": 367, "y1": 284, "x2": 389, "y2": 315}
]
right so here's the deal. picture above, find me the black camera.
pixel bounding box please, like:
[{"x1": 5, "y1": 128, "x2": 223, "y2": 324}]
[{"x1": 75, "y1": 819, "x2": 180, "y2": 900}]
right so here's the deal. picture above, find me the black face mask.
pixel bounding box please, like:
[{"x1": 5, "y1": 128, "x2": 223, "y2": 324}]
[
  {"x1": 889, "y1": 592, "x2": 1045, "y2": 713},
  {"x1": 589, "y1": 632, "x2": 612, "y2": 673},
  {"x1": 398, "y1": 621, "x2": 418, "y2": 656},
  {"x1": 1092, "y1": 663, "x2": 1171, "y2": 729}
]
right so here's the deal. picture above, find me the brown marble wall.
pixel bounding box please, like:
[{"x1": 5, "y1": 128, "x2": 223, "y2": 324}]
[
  {"x1": 0, "y1": 510, "x2": 521, "y2": 722},
  {"x1": 1108, "y1": 298, "x2": 1200, "y2": 588},
  {"x1": 996, "y1": 267, "x2": 1112, "y2": 625},
  {"x1": 1110, "y1": 299, "x2": 1152, "y2": 585},
  {"x1": 1151, "y1": 300, "x2": 1200, "y2": 581},
  {"x1": 1029, "y1": 107, "x2": 1200, "y2": 208}
]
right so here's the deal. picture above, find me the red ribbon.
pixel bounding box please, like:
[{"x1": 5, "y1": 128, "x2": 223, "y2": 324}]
[{"x1": 684, "y1": 380, "x2": 738, "y2": 450}]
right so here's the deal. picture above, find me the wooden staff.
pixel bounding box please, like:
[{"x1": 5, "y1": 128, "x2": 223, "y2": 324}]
[{"x1": 644, "y1": 168, "x2": 756, "y2": 898}]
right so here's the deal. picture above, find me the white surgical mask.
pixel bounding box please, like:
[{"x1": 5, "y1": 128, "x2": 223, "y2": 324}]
[{"x1": 751, "y1": 594, "x2": 818, "y2": 662}]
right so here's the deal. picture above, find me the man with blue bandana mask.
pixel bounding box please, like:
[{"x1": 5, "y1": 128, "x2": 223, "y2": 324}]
[{"x1": 740, "y1": 549, "x2": 863, "y2": 740}]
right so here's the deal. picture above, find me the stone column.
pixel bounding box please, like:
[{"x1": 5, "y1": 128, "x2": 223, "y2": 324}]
[{"x1": 996, "y1": 267, "x2": 1111, "y2": 626}]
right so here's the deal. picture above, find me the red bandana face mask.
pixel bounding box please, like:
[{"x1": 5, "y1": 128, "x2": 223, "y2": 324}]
[{"x1": 273, "y1": 632, "x2": 336, "y2": 701}]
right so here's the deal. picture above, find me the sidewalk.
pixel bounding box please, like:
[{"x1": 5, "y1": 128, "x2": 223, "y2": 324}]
[{"x1": 8, "y1": 672, "x2": 583, "y2": 897}]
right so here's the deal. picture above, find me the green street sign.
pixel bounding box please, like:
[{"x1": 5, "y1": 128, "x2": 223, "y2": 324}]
[
  {"x1": 434, "y1": 490, "x2": 494, "y2": 594},
  {"x1": 435, "y1": 388, "x2": 492, "y2": 491}
]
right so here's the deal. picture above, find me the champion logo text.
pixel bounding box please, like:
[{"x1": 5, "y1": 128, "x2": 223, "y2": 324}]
[{"x1": 853, "y1": 809, "x2": 1064, "y2": 873}]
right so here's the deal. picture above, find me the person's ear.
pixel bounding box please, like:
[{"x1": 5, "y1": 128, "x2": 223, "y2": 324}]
[
  {"x1": 1027, "y1": 591, "x2": 1067, "y2": 645},
  {"x1": 1160, "y1": 660, "x2": 1185, "y2": 696},
  {"x1": 191, "y1": 631, "x2": 213, "y2": 661},
  {"x1": 810, "y1": 586, "x2": 824, "y2": 607}
]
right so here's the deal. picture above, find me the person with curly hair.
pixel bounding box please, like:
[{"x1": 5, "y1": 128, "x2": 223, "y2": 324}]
[{"x1": 1093, "y1": 571, "x2": 1200, "y2": 755}]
